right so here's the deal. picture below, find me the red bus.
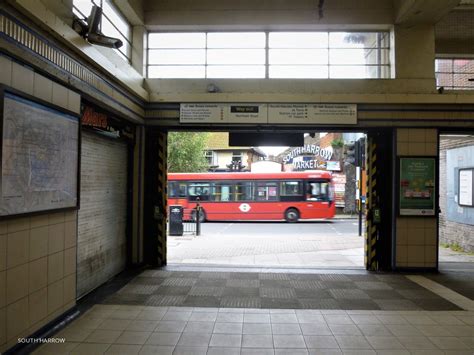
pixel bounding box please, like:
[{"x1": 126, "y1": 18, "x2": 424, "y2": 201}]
[{"x1": 168, "y1": 171, "x2": 335, "y2": 222}]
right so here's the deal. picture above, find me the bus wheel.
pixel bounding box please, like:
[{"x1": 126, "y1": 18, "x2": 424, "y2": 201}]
[
  {"x1": 191, "y1": 209, "x2": 206, "y2": 223},
  {"x1": 285, "y1": 208, "x2": 299, "y2": 223}
]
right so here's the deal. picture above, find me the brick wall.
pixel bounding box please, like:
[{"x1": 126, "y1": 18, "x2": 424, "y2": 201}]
[{"x1": 439, "y1": 136, "x2": 474, "y2": 252}]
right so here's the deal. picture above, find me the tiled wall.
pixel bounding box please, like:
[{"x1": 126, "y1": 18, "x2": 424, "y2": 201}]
[
  {"x1": 0, "y1": 55, "x2": 80, "y2": 352},
  {"x1": 396, "y1": 128, "x2": 438, "y2": 268}
]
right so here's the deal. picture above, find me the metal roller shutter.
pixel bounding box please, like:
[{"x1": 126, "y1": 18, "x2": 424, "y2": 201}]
[{"x1": 77, "y1": 131, "x2": 128, "y2": 297}]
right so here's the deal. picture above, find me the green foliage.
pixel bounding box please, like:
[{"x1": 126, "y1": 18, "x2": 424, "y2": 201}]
[
  {"x1": 167, "y1": 132, "x2": 210, "y2": 173},
  {"x1": 331, "y1": 138, "x2": 344, "y2": 148}
]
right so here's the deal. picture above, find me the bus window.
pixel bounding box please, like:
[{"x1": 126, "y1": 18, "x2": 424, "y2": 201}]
[
  {"x1": 168, "y1": 182, "x2": 177, "y2": 197},
  {"x1": 235, "y1": 182, "x2": 253, "y2": 201},
  {"x1": 211, "y1": 183, "x2": 234, "y2": 202},
  {"x1": 256, "y1": 182, "x2": 278, "y2": 201},
  {"x1": 188, "y1": 182, "x2": 211, "y2": 201},
  {"x1": 178, "y1": 183, "x2": 187, "y2": 197},
  {"x1": 280, "y1": 181, "x2": 304, "y2": 202},
  {"x1": 306, "y1": 181, "x2": 330, "y2": 201}
]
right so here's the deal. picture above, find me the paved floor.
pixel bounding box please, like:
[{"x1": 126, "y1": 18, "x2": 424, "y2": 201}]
[
  {"x1": 101, "y1": 269, "x2": 460, "y2": 311},
  {"x1": 34, "y1": 305, "x2": 474, "y2": 355},
  {"x1": 168, "y1": 221, "x2": 474, "y2": 268},
  {"x1": 168, "y1": 221, "x2": 364, "y2": 268}
]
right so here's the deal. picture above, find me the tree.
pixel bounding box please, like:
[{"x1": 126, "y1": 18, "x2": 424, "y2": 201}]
[{"x1": 167, "y1": 132, "x2": 209, "y2": 172}]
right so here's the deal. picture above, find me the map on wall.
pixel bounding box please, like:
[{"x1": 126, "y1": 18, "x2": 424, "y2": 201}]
[{"x1": 0, "y1": 92, "x2": 79, "y2": 216}]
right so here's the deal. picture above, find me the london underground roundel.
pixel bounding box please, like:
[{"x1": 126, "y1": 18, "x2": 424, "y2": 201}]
[{"x1": 239, "y1": 203, "x2": 251, "y2": 212}]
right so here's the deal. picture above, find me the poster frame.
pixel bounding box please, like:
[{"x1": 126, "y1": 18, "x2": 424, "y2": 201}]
[
  {"x1": 0, "y1": 84, "x2": 81, "y2": 219},
  {"x1": 397, "y1": 156, "x2": 437, "y2": 217},
  {"x1": 458, "y1": 167, "x2": 474, "y2": 208}
]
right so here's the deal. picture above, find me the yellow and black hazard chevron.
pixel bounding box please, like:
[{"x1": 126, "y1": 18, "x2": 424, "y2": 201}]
[
  {"x1": 156, "y1": 132, "x2": 168, "y2": 266},
  {"x1": 365, "y1": 137, "x2": 379, "y2": 271}
]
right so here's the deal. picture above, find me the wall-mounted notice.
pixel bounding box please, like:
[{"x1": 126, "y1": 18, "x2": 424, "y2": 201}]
[
  {"x1": 180, "y1": 103, "x2": 267, "y2": 123},
  {"x1": 459, "y1": 168, "x2": 473, "y2": 207},
  {"x1": 399, "y1": 157, "x2": 436, "y2": 216},
  {"x1": 1, "y1": 92, "x2": 79, "y2": 216},
  {"x1": 180, "y1": 103, "x2": 357, "y2": 124},
  {"x1": 268, "y1": 104, "x2": 357, "y2": 124}
]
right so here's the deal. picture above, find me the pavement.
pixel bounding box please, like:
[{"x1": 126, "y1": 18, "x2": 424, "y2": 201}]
[{"x1": 168, "y1": 221, "x2": 474, "y2": 269}]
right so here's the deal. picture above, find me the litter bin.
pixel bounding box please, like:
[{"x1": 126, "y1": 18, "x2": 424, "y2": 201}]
[{"x1": 169, "y1": 205, "x2": 183, "y2": 236}]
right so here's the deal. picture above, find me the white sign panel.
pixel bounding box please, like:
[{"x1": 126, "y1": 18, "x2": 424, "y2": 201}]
[
  {"x1": 459, "y1": 169, "x2": 473, "y2": 207},
  {"x1": 181, "y1": 103, "x2": 357, "y2": 125},
  {"x1": 180, "y1": 103, "x2": 267, "y2": 123},
  {"x1": 269, "y1": 104, "x2": 357, "y2": 125}
]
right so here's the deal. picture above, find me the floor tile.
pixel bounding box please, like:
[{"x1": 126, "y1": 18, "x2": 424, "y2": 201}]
[
  {"x1": 428, "y1": 336, "x2": 470, "y2": 350},
  {"x1": 244, "y1": 313, "x2": 271, "y2": 323},
  {"x1": 300, "y1": 323, "x2": 332, "y2": 336},
  {"x1": 243, "y1": 323, "x2": 272, "y2": 334},
  {"x1": 177, "y1": 333, "x2": 211, "y2": 347},
  {"x1": 155, "y1": 321, "x2": 187, "y2": 333},
  {"x1": 105, "y1": 344, "x2": 141, "y2": 354},
  {"x1": 207, "y1": 347, "x2": 241, "y2": 355},
  {"x1": 70, "y1": 343, "x2": 111, "y2": 354},
  {"x1": 272, "y1": 323, "x2": 302, "y2": 335},
  {"x1": 84, "y1": 329, "x2": 122, "y2": 343},
  {"x1": 273, "y1": 334, "x2": 306, "y2": 348},
  {"x1": 365, "y1": 336, "x2": 405, "y2": 350},
  {"x1": 304, "y1": 335, "x2": 339, "y2": 349},
  {"x1": 335, "y1": 336, "x2": 372, "y2": 349},
  {"x1": 329, "y1": 324, "x2": 362, "y2": 336},
  {"x1": 242, "y1": 334, "x2": 274, "y2": 348},
  {"x1": 215, "y1": 312, "x2": 243, "y2": 323},
  {"x1": 138, "y1": 345, "x2": 174, "y2": 355},
  {"x1": 183, "y1": 321, "x2": 215, "y2": 334},
  {"x1": 145, "y1": 332, "x2": 181, "y2": 346},
  {"x1": 172, "y1": 346, "x2": 208, "y2": 355},
  {"x1": 213, "y1": 322, "x2": 243, "y2": 334},
  {"x1": 115, "y1": 331, "x2": 151, "y2": 345},
  {"x1": 209, "y1": 334, "x2": 242, "y2": 347},
  {"x1": 396, "y1": 336, "x2": 437, "y2": 350}
]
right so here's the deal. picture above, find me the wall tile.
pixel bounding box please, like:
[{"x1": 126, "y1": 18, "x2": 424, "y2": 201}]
[
  {"x1": 0, "y1": 235, "x2": 6, "y2": 272},
  {"x1": 47, "y1": 280, "x2": 64, "y2": 314},
  {"x1": 408, "y1": 129, "x2": 426, "y2": 142},
  {"x1": 48, "y1": 224, "x2": 65, "y2": 255},
  {"x1": 29, "y1": 257, "x2": 47, "y2": 293},
  {"x1": 0, "y1": 55, "x2": 12, "y2": 86},
  {"x1": 52, "y1": 82, "x2": 69, "y2": 109},
  {"x1": 6, "y1": 264, "x2": 28, "y2": 305},
  {"x1": 6, "y1": 297, "x2": 28, "y2": 340},
  {"x1": 425, "y1": 129, "x2": 438, "y2": 143},
  {"x1": 425, "y1": 142, "x2": 437, "y2": 156},
  {"x1": 7, "y1": 218, "x2": 30, "y2": 233},
  {"x1": 408, "y1": 142, "x2": 425, "y2": 155},
  {"x1": 48, "y1": 212, "x2": 65, "y2": 226},
  {"x1": 63, "y1": 274, "x2": 76, "y2": 304},
  {"x1": 64, "y1": 221, "x2": 77, "y2": 249},
  {"x1": 29, "y1": 288, "x2": 47, "y2": 326},
  {"x1": 0, "y1": 307, "x2": 5, "y2": 347},
  {"x1": 396, "y1": 229, "x2": 407, "y2": 246},
  {"x1": 0, "y1": 272, "x2": 5, "y2": 308},
  {"x1": 67, "y1": 90, "x2": 81, "y2": 114},
  {"x1": 33, "y1": 73, "x2": 53, "y2": 103},
  {"x1": 425, "y1": 229, "x2": 437, "y2": 246},
  {"x1": 425, "y1": 245, "x2": 437, "y2": 263},
  {"x1": 30, "y1": 214, "x2": 49, "y2": 229},
  {"x1": 407, "y1": 228, "x2": 425, "y2": 245},
  {"x1": 397, "y1": 129, "x2": 409, "y2": 143},
  {"x1": 406, "y1": 218, "x2": 425, "y2": 229},
  {"x1": 407, "y1": 245, "x2": 425, "y2": 263},
  {"x1": 396, "y1": 245, "x2": 407, "y2": 264},
  {"x1": 48, "y1": 252, "x2": 64, "y2": 284},
  {"x1": 64, "y1": 211, "x2": 77, "y2": 223},
  {"x1": 397, "y1": 143, "x2": 408, "y2": 156},
  {"x1": 29, "y1": 226, "x2": 48, "y2": 261},
  {"x1": 11, "y1": 62, "x2": 34, "y2": 95},
  {"x1": 7, "y1": 230, "x2": 29, "y2": 269},
  {"x1": 64, "y1": 247, "x2": 76, "y2": 276},
  {"x1": 0, "y1": 222, "x2": 7, "y2": 235}
]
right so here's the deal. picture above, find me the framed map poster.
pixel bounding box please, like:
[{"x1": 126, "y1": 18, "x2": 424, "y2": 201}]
[
  {"x1": 0, "y1": 88, "x2": 79, "y2": 217},
  {"x1": 399, "y1": 157, "x2": 436, "y2": 216},
  {"x1": 458, "y1": 168, "x2": 474, "y2": 207}
]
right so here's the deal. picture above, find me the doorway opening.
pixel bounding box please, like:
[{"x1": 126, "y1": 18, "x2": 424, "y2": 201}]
[{"x1": 166, "y1": 130, "x2": 367, "y2": 269}]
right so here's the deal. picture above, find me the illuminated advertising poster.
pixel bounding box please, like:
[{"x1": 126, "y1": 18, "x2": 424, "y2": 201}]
[{"x1": 399, "y1": 158, "x2": 436, "y2": 216}]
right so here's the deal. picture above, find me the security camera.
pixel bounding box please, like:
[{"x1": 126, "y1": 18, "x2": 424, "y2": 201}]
[{"x1": 85, "y1": 5, "x2": 123, "y2": 49}]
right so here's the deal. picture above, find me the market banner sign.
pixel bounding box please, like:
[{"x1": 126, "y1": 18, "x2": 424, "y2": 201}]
[{"x1": 399, "y1": 157, "x2": 436, "y2": 216}]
